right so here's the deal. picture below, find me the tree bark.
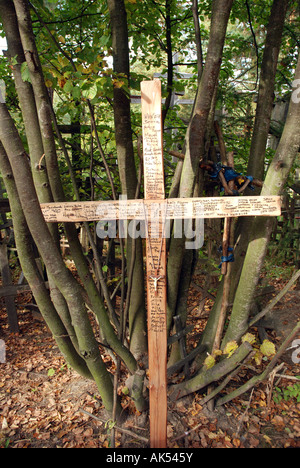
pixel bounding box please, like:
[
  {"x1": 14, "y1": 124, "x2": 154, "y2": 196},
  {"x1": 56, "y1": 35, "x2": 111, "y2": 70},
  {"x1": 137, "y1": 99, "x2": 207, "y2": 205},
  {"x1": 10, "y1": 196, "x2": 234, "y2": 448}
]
[
  {"x1": 199, "y1": 0, "x2": 291, "y2": 355},
  {"x1": 0, "y1": 0, "x2": 69, "y2": 337},
  {"x1": 0, "y1": 142, "x2": 91, "y2": 379},
  {"x1": 11, "y1": 0, "x2": 137, "y2": 373},
  {"x1": 179, "y1": 0, "x2": 234, "y2": 198},
  {"x1": 107, "y1": 0, "x2": 146, "y2": 358},
  {"x1": 167, "y1": 0, "x2": 234, "y2": 329},
  {"x1": 107, "y1": 0, "x2": 137, "y2": 198},
  {"x1": 247, "y1": 0, "x2": 290, "y2": 182},
  {"x1": 169, "y1": 342, "x2": 253, "y2": 400},
  {"x1": 218, "y1": 319, "x2": 300, "y2": 407},
  {"x1": 0, "y1": 0, "x2": 52, "y2": 205},
  {"x1": 0, "y1": 101, "x2": 119, "y2": 416},
  {"x1": 223, "y1": 54, "x2": 300, "y2": 346}
]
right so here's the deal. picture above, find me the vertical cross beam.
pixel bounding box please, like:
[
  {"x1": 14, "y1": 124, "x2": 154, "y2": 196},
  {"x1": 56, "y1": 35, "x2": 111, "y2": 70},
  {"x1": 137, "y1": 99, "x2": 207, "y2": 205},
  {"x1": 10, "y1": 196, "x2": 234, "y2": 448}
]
[{"x1": 141, "y1": 80, "x2": 167, "y2": 448}]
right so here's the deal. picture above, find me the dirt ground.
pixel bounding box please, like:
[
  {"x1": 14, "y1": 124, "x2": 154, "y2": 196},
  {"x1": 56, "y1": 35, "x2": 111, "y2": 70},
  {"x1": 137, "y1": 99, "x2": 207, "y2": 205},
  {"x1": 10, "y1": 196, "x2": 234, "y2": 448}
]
[{"x1": 0, "y1": 286, "x2": 300, "y2": 449}]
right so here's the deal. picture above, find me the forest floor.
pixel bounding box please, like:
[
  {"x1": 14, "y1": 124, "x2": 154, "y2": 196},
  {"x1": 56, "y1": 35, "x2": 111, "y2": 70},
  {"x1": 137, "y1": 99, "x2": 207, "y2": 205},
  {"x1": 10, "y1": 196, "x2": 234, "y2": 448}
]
[{"x1": 0, "y1": 274, "x2": 300, "y2": 449}]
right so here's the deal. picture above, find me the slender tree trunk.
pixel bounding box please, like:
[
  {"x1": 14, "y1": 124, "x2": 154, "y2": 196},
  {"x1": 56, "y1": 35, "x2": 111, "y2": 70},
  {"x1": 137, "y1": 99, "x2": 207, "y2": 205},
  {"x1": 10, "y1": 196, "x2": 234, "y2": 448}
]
[
  {"x1": 192, "y1": 0, "x2": 204, "y2": 82},
  {"x1": 0, "y1": 0, "x2": 52, "y2": 205},
  {"x1": 0, "y1": 0, "x2": 68, "y2": 336},
  {"x1": 247, "y1": 0, "x2": 290, "y2": 182},
  {"x1": 162, "y1": 0, "x2": 174, "y2": 126},
  {"x1": 0, "y1": 143, "x2": 92, "y2": 379},
  {"x1": 180, "y1": 0, "x2": 234, "y2": 198},
  {"x1": 107, "y1": 0, "x2": 147, "y2": 358},
  {"x1": 11, "y1": 0, "x2": 137, "y2": 373},
  {"x1": 0, "y1": 101, "x2": 119, "y2": 416},
  {"x1": 199, "y1": 0, "x2": 290, "y2": 355},
  {"x1": 223, "y1": 54, "x2": 300, "y2": 345},
  {"x1": 167, "y1": 0, "x2": 234, "y2": 328},
  {"x1": 169, "y1": 342, "x2": 253, "y2": 400}
]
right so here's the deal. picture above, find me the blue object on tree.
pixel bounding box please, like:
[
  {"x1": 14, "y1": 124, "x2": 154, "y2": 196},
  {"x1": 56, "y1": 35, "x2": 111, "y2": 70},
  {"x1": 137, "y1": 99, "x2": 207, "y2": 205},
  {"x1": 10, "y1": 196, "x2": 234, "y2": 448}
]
[
  {"x1": 208, "y1": 163, "x2": 255, "y2": 191},
  {"x1": 218, "y1": 247, "x2": 235, "y2": 268}
]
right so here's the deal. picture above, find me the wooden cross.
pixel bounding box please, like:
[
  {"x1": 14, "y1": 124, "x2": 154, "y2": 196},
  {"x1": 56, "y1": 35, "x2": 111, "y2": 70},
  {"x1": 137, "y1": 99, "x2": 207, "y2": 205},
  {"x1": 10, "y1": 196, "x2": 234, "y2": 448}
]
[{"x1": 41, "y1": 80, "x2": 281, "y2": 448}]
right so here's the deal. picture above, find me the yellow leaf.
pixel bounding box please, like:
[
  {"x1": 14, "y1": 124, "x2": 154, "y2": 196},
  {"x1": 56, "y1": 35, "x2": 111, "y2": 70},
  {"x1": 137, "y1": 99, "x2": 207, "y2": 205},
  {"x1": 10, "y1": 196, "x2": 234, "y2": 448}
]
[
  {"x1": 260, "y1": 340, "x2": 276, "y2": 357},
  {"x1": 263, "y1": 435, "x2": 272, "y2": 445},
  {"x1": 113, "y1": 79, "x2": 125, "y2": 89},
  {"x1": 242, "y1": 332, "x2": 256, "y2": 345},
  {"x1": 204, "y1": 354, "x2": 216, "y2": 369},
  {"x1": 223, "y1": 341, "x2": 238, "y2": 358},
  {"x1": 254, "y1": 350, "x2": 263, "y2": 366},
  {"x1": 58, "y1": 35, "x2": 66, "y2": 44},
  {"x1": 58, "y1": 55, "x2": 69, "y2": 67}
]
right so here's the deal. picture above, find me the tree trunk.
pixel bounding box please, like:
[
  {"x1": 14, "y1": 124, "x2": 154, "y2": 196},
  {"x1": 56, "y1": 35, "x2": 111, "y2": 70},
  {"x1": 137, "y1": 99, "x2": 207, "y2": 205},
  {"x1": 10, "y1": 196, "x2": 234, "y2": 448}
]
[
  {"x1": 169, "y1": 342, "x2": 253, "y2": 400},
  {"x1": 0, "y1": 0, "x2": 53, "y2": 205},
  {"x1": 11, "y1": 0, "x2": 137, "y2": 373},
  {"x1": 167, "y1": 0, "x2": 234, "y2": 329},
  {"x1": 199, "y1": 0, "x2": 290, "y2": 355},
  {"x1": 0, "y1": 142, "x2": 91, "y2": 379},
  {"x1": 247, "y1": 0, "x2": 290, "y2": 182},
  {"x1": 0, "y1": 101, "x2": 119, "y2": 416},
  {"x1": 107, "y1": 0, "x2": 147, "y2": 358},
  {"x1": 223, "y1": 54, "x2": 300, "y2": 345}
]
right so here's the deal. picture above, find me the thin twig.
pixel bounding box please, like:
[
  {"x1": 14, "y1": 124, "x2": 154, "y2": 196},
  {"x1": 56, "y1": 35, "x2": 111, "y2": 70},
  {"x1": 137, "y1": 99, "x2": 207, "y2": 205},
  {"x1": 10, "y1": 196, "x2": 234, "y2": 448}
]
[
  {"x1": 237, "y1": 388, "x2": 254, "y2": 435},
  {"x1": 79, "y1": 408, "x2": 149, "y2": 444},
  {"x1": 274, "y1": 374, "x2": 300, "y2": 382},
  {"x1": 87, "y1": 101, "x2": 117, "y2": 201},
  {"x1": 245, "y1": 0, "x2": 259, "y2": 89},
  {"x1": 266, "y1": 362, "x2": 285, "y2": 410}
]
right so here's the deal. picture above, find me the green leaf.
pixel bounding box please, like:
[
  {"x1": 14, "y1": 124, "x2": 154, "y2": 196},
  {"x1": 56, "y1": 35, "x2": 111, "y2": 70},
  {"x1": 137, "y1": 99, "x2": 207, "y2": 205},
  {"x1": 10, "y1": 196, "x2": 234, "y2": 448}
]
[
  {"x1": 82, "y1": 83, "x2": 98, "y2": 100},
  {"x1": 63, "y1": 80, "x2": 73, "y2": 93},
  {"x1": 21, "y1": 62, "x2": 31, "y2": 84},
  {"x1": 72, "y1": 86, "x2": 81, "y2": 100},
  {"x1": 47, "y1": 368, "x2": 55, "y2": 377}
]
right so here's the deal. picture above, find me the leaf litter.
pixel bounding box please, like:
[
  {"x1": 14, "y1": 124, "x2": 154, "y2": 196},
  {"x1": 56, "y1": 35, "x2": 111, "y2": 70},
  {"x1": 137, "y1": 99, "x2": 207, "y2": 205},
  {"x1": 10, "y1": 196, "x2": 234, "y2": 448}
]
[{"x1": 0, "y1": 282, "x2": 300, "y2": 448}]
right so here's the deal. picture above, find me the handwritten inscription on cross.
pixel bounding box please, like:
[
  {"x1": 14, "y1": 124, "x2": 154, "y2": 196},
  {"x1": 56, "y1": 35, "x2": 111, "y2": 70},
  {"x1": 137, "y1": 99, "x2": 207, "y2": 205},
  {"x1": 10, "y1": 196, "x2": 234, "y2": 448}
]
[{"x1": 41, "y1": 80, "x2": 281, "y2": 448}]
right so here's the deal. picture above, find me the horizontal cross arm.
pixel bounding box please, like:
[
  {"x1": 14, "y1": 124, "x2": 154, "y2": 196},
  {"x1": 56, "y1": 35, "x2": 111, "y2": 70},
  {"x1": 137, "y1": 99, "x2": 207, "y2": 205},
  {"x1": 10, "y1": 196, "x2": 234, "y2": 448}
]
[{"x1": 40, "y1": 196, "x2": 281, "y2": 223}]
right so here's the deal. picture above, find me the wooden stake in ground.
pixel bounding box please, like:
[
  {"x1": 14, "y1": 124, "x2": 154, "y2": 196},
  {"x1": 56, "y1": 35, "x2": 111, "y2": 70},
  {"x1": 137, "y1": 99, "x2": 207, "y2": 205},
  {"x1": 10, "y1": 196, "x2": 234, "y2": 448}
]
[{"x1": 141, "y1": 80, "x2": 167, "y2": 449}]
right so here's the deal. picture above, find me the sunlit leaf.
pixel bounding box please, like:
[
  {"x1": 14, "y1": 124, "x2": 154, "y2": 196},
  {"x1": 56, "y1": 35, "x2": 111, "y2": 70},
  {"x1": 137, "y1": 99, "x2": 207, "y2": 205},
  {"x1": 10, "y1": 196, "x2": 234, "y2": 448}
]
[
  {"x1": 204, "y1": 354, "x2": 216, "y2": 370},
  {"x1": 223, "y1": 341, "x2": 238, "y2": 358},
  {"x1": 242, "y1": 333, "x2": 256, "y2": 345},
  {"x1": 260, "y1": 340, "x2": 276, "y2": 357},
  {"x1": 254, "y1": 350, "x2": 263, "y2": 366},
  {"x1": 21, "y1": 62, "x2": 31, "y2": 84}
]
